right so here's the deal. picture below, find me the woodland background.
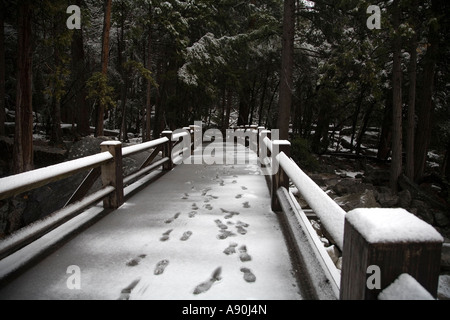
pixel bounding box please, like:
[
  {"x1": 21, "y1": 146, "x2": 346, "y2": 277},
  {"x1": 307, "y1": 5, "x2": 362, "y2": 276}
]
[{"x1": 0, "y1": 0, "x2": 449, "y2": 199}]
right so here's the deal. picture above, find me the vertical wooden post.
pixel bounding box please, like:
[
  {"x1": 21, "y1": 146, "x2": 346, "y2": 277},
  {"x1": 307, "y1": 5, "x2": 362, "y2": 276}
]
[
  {"x1": 100, "y1": 141, "x2": 124, "y2": 209},
  {"x1": 259, "y1": 129, "x2": 270, "y2": 167},
  {"x1": 340, "y1": 208, "x2": 443, "y2": 300},
  {"x1": 161, "y1": 130, "x2": 173, "y2": 170},
  {"x1": 271, "y1": 140, "x2": 291, "y2": 211},
  {"x1": 257, "y1": 126, "x2": 265, "y2": 157},
  {"x1": 189, "y1": 125, "x2": 196, "y2": 155}
]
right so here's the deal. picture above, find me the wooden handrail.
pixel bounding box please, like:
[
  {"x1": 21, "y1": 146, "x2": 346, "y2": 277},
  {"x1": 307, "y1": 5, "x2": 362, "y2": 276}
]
[
  {"x1": 0, "y1": 151, "x2": 113, "y2": 201},
  {"x1": 231, "y1": 125, "x2": 443, "y2": 300},
  {"x1": 0, "y1": 126, "x2": 195, "y2": 261}
]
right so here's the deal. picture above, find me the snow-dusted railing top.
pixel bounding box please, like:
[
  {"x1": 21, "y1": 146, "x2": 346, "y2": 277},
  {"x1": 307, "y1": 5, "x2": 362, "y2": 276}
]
[
  {"x1": 277, "y1": 152, "x2": 346, "y2": 249},
  {"x1": 234, "y1": 125, "x2": 443, "y2": 300},
  {"x1": 0, "y1": 127, "x2": 195, "y2": 263},
  {"x1": 0, "y1": 151, "x2": 113, "y2": 201}
]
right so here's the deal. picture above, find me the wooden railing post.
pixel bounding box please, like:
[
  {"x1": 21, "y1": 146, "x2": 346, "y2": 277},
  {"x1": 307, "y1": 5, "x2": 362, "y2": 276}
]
[
  {"x1": 340, "y1": 208, "x2": 443, "y2": 300},
  {"x1": 161, "y1": 131, "x2": 173, "y2": 170},
  {"x1": 271, "y1": 140, "x2": 291, "y2": 211},
  {"x1": 189, "y1": 125, "x2": 195, "y2": 155},
  {"x1": 257, "y1": 126, "x2": 265, "y2": 157},
  {"x1": 100, "y1": 141, "x2": 124, "y2": 209}
]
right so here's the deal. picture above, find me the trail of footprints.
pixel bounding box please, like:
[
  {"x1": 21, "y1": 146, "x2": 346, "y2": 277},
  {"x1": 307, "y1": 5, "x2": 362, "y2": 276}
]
[{"x1": 119, "y1": 179, "x2": 256, "y2": 298}]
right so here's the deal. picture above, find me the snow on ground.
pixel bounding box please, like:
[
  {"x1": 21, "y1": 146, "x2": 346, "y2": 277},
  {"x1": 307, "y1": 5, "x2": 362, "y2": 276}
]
[{"x1": 0, "y1": 143, "x2": 303, "y2": 300}]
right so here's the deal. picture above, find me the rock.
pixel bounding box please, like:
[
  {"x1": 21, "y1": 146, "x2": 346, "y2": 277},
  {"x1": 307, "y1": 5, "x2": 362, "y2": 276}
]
[
  {"x1": 362, "y1": 167, "x2": 390, "y2": 186},
  {"x1": 435, "y1": 211, "x2": 450, "y2": 228},
  {"x1": 397, "y1": 189, "x2": 412, "y2": 208},
  {"x1": 438, "y1": 275, "x2": 450, "y2": 300},
  {"x1": 410, "y1": 200, "x2": 434, "y2": 225},
  {"x1": 376, "y1": 192, "x2": 399, "y2": 207},
  {"x1": 334, "y1": 189, "x2": 380, "y2": 212},
  {"x1": 441, "y1": 243, "x2": 450, "y2": 271},
  {"x1": 332, "y1": 179, "x2": 372, "y2": 196},
  {"x1": 398, "y1": 174, "x2": 448, "y2": 212}
]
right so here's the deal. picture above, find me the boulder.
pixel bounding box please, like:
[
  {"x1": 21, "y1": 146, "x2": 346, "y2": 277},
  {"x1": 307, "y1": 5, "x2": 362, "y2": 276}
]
[
  {"x1": 333, "y1": 189, "x2": 380, "y2": 212},
  {"x1": 362, "y1": 166, "x2": 390, "y2": 186},
  {"x1": 376, "y1": 192, "x2": 399, "y2": 207},
  {"x1": 332, "y1": 179, "x2": 369, "y2": 196},
  {"x1": 441, "y1": 243, "x2": 450, "y2": 271},
  {"x1": 410, "y1": 200, "x2": 434, "y2": 225},
  {"x1": 434, "y1": 211, "x2": 450, "y2": 228},
  {"x1": 397, "y1": 189, "x2": 412, "y2": 208}
]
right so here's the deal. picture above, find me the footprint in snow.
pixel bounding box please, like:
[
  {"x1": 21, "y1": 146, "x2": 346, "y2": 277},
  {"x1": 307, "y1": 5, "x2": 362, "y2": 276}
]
[
  {"x1": 223, "y1": 242, "x2": 238, "y2": 255},
  {"x1": 243, "y1": 201, "x2": 250, "y2": 208},
  {"x1": 188, "y1": 211, "x2": 197, "y2": 218},
  {"x1": 160, "y1": 229, "x2": 173, "y2": 242},
  {"x1": 126, "y1": 254, "x2": 147, "y2": 267},
  {"x1": 165, "y1": 212, "x2": 181, "y2": 224},
  {"x1": 240, "y1": 267, "x2": 256, "y2": 283},
  {"x1": 118, "y1": 278, "x2": 140, "y2": 300},
  {"x1": 154, "y1": 259, "x2": 169, "y2": 275},
  {"x1": 220, "y1": 208, "x2": 240, "y2": 219},
  {"x1": 235, "y1": 194, "x2": 242, "y2": 199},
  {"x1": 217, "y1": 229, "x2": 236, "y2": 240},
  {"x1": 193, "y1": 267, "x2": 222, "y2": 295},
  {"x1": 236, "y1": 220, "x2": 249, "y2": 235},
  {"x1": 215, "y1": 219, "x2": 228, "y2": 230},
  {"x1": 180, "y1": 231, "x2": 193, "y2": 241},
  {"x1": 192, "y1": 203, "x2": 199, "y2": 210},
  {"x1": 238, "y1": 245, "x2": 252, "y2": 262},
  {"x1": 241, "y1": 186, "x2": 248, "y2": 190}
]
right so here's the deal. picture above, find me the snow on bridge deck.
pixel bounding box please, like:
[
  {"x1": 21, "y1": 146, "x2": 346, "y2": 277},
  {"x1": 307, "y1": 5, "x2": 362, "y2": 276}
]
[{"x1": 0, "y1": 143, "x2": 303, "y2": 300}]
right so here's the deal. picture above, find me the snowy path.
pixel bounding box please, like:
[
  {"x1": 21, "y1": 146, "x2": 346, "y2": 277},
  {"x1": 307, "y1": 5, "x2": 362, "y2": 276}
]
[{"x1": 0, "y1": 143, "x2": 303, "y2": 300}]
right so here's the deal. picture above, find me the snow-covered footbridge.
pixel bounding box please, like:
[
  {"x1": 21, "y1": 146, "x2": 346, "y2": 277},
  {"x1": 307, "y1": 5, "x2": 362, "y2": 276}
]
[{"x1": 0, "y1": 126, "x2": 444, "y2": 300}]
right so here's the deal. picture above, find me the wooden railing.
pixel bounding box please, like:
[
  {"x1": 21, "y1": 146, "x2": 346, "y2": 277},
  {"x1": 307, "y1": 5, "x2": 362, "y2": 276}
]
[
  {"x1": 0, "y1": 126, "x2": 198, "y2": 262},
  {"x1": 232, "y1": 125, "x2": 443, "y2": 300}
]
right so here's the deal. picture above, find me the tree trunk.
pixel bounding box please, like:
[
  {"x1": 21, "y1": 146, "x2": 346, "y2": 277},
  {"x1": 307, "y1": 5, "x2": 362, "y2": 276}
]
[
  {"x1": 258, "y1": 71, "x2": 269, "y2": 127},
  {"x1": 277, "y1": 0, "x2": 295, "y2": 140},
  {"x1": 50, "y1": 21, "x2": 63, "y2": 147},
  {"x1": 414, "y1": 1, "x2": 440, "y2": 182},
  {"x1": 377, "y1": 100, "x2": 392, "y2": 160},
  {"x1": 72, "y1": 0, "x2": 90, "y2": 137},
  {"x1": 145, "y1": 26, "x2": 152, "y2": 142},
  {"x1": 223, "y1": 88, "x2": 232, "y2": 132},
  {"x1": 0, "y1": 9, "x2": 5, "y2": 136},
  {"x1": 96, "y1": 0, "x2": 112, "y2": 137},
  {"x1": 390, "y1": 0, "x2": 403, "y2": 194},
  {"x1": 13, "y1": 2, "x2": 33, "y2": 173},
  {"x1": 406, "y1": 8, "x2": 418, "y2": 180},
  {"x1": 355, "y1": 102, "x2": 375, "y2": 155}
]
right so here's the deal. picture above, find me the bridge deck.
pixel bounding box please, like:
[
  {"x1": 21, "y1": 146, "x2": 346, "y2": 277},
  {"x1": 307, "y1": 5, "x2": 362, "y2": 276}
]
[{"x1": 0, "y1": 143, "x2": 304, "y2": 300}]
